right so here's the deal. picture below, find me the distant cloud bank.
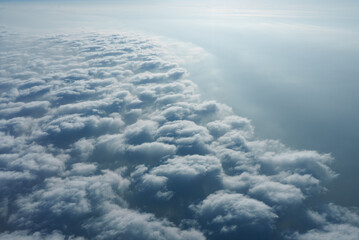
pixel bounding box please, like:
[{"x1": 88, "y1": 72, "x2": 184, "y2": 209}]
[{"x1": 0, "y1": 30, "x2": 358, "y2": 240}]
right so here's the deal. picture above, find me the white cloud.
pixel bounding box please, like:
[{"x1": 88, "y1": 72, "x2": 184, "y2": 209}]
[
  {"x1": 0, "y1": 30, "x2": 357, "y2": 240},
  {"x1": 290, "y1": 203, "x2": 359, "y2": 240},
  {"x1": 191, "y1": 191, "x2": 277, "y2": 238},
  {"x1": 291, "y1": 224, "x2": 359, "y2": 240},
  {"x1": 248, "y1": 181, "x2": 304, "y2": 205},
  {"x1": 84, "y1": 203, "x2": 206, "y2": 240},
  {"x1": 0, "y1": 230, "x2": 84, "y2": 240}
]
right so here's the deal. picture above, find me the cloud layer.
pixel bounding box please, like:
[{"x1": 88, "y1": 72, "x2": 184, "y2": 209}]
[{"x1": 0, "y1": 29, "x2": 358, "y2": 240}]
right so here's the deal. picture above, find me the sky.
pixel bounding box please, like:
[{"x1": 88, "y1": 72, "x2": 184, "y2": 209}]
[{"x1": 0, "y1": 0, "x2": 358, "y2": 239}]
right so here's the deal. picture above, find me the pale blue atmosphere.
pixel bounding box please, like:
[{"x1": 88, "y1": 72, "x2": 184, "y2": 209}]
[{"x1": 0, "y1": 1, "x2": 358, "y2": 239}]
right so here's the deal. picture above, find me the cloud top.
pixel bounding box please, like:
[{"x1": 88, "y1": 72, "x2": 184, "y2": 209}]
[{"x1": 0, "y1": 30, "x2": 357, "y2": 240}]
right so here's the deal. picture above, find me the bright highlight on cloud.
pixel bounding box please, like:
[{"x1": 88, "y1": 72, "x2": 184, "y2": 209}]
[{"x1": 0, "y1": 30, "x2": 358, "y2": 240}]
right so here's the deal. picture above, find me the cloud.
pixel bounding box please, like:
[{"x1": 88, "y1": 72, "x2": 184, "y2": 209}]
[
  {"x1": 0, "y1": 30, "x2": 357, "y2": 239},
  {"x1": 84, "y1": 203, "x2": 206, "y2": 240},
  {"x1": 191, "y1": 191, "x2": 278, "y2": 239},
  {"x1": 0, "y1": 101, "x2": 50, "y2": 119},
  {"x1": 291, "y1": 224, "x2": 359, "y2": 240},
  {"x1": 0, "y1": 230, "x2": 85, "y2": 240},
  {"x1": 289, "y1": 203, "x2": 359, "y2": 240}
]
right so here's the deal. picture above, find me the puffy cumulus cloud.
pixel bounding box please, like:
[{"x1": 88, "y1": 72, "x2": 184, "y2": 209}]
[
  {"x1": 191, "y1": 191, "x2": 278, "y2": 239},
  {"x1": 0, "y1": 230, "x2": 84, "y2": 240},
  {"x1": 288, "y1": 203, "x2": 359, "y2": 240},
  {"x1": 291, "y1": 224, "x2": 359, "y2": 240},
  {"x1": 0, "y1": 29, "x2": 357, "y2": 240},
  {"x1": 248, "y1": 181, "x2": 305, "y2": 206},
  {"x1": 9, "y1": 170, "x2": 129, "y2": 234},
  {"x1": 84, "y1": 203, "x2": 206, "y2": 240}
]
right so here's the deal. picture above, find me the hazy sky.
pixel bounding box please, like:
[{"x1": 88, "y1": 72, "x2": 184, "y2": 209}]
[{"x1": 0, "y1": 0, "x2": 358, "y2": 239}]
